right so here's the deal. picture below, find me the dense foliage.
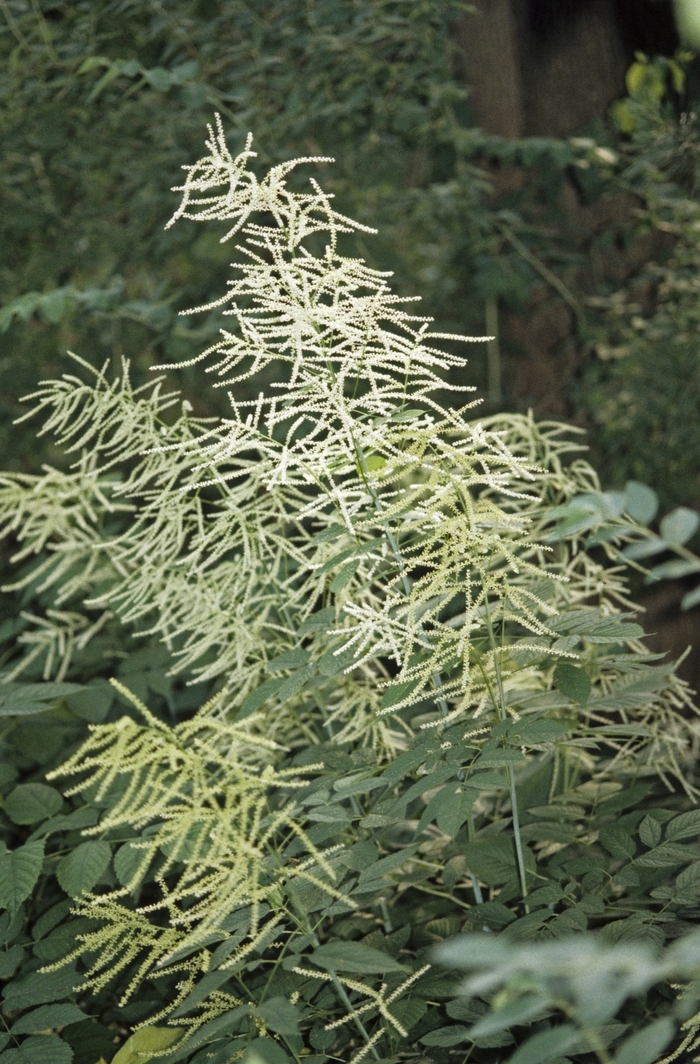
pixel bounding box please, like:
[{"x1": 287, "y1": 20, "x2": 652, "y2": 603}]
[{"x1": 0, "y1": 121, "x2": 699, "y2": 1064}]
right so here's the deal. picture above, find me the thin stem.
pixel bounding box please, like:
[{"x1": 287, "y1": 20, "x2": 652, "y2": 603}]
[
  {"x1": 272, "y1": 852, "x2": 381, "y2": 1061},
  {"x1": 498, "y1": 223, "x2": 584, "y2": 322},
  {"x1": 482, "y1": 594, "x2": 529, "y2": 908}
]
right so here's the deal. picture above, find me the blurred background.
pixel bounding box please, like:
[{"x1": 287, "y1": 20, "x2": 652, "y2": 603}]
[{"x1": 2, "y1": 0, "x2": 700, "y2": 680}]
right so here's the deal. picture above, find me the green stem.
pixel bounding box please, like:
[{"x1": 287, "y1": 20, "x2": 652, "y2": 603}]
[
  {"x1": 278, "y1": 855, "x2": 381, "y2": 1061},
  {"x1": 482, "y1": 594, "x2": 529, "y2": 909}
]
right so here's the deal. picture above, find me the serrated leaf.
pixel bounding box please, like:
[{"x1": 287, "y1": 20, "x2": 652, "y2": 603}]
[
  {"x1": 660, "y1": 506, "x2": 699, "y2": 546},
  {"x1": 553, "y1": 663, "x2": 591, "y2": 704},
  {"x1": 0, "y1": 1035, "x2": 73, "y2": 1064},
  {"x1": 507, "y1": 718, "x2": 575, "y2": 743},
  {"x1": 0, "y1": 840, "x2": 45, "y2": 915},
  {"x1": 111, "y1": 1027, "x2": 182, "y2": 1064},
  {"x1": 56, "y1": 841, "x2": 111, "y2": 898},
  {"x1": 463, "y1": 771, "x2": 508, "y2": 790},
  {"x1": 266, "y1": 649, "x2": 309, "y2": 672},
  {"x1": 390, "y1": 997, "x2": 427, "y2": 1032},
  {"x1": 676, "y1": 861, "x2": 700, "y2": 894},
  {"x1": 379, "y1": 677, "x2": 421, "y2": 710},
  {"x1": 2, "y1": 966, "x2": 84, "y2": 1010},
  {"x1": 114, "y1": 842, "x2": 149, "y2": 888},
  {"x1": 666, "y1": 810, "x2": 700, "y2": 842},
  {"x1": 60, "y1": 1020, "x2": 114, "y2": 1064},
  {"x1": 11, "y1": 1004, "x2": 86, "y2": 1034},
  {"x1": 65, "y1": 679, "x2": 113, "y2": 723},
  {"x1": 277, "y1": 664, "x2": 314, "y2": 701},
  {"x1": 235, "y1": 677, "x2": 285, "y2": 720},
  {"x1": 239, "y1": 1037, "x2": 291, "y2": 1064},
  {"x1": 463, "y1": 837, "x2": 517, "y2": 886},
  {"x1": 0, "y1": 682, "x2": 83, "y2": 705},
  {"x1": 639, "y1": 815, "x2": 662, "y2": 849},
  {"x1": 612, "y1": 1016, "x2": 674, "y2": 1064},
  {"x1": 4, "y1": 784, "x2": 63, "y2": 825},
  {"x1": 330, "y1": 559, "x2": 359, "y2": 591},
  {"x1": 421, "y1": 1025, "x2": 469, "y2": 1046},
  {"x1": 254, "y1": 996, "x2": 299, "y2": 1035},
  {"x1": 416, "y1": 784, "x2": 472, "y2": 838},
  {"x1": 635, "y1": 842, "x2": 698, "y2": 867},
  {"x1": 598, "y1": 824, "x2": 636, "y2": 860},
  {"x1": 0, "y1": 945, "x2": 24, "y2": 978},
  {"x1": 357, "y1": 844, "x2": 419, "y2": 888},
  {"x1": 310, "y1": 940, "x2": 406, "y2": 973},
  {"x1": 297, "y1": 607, "x2": 337, "y2": 636},
  {"x1": 30, "y1": 805, "x2": 100, "y2": 841}
]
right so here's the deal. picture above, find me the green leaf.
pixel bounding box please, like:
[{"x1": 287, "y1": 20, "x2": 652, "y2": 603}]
[
  {"x1": 267, "y1": 649, "x2": 310, "y2": 671},
  {"x1": 638, "y1": 815, "x2": 662, "y2": 849},
  {"x1": 277, "y1": 664, "x2": 315, "y2": 701},
  {"x1": 420, "y1": 1026, "x2": 469, "y2": 1047},
  {"x1": 666, "y1": 810, "x2": 700, "y2": 842},
  {"x1": 660, "y1": 506, "x2": 699, "y2": 546},
  {"x1": 254, "y1": 996, "x2": 299, "y2": 1035},
  {"x1": 469, "y1": 994, "x2": 550, "y2": 1039},
  {"x1": 0, "y1": 681, "x2": 85, "y2": 718},
  {"x1": 472, "y1": 748, "x2": 526, "y2": 768},
  {"x1": 330, "y1": 559, "x2": 359, "y2": 591},
  {"x1": 623, "y1": 537, "x2": 668, "y2": 561},
  {"x1": 463, "y1": 771, "x2": 508, "y2": 790},
  {"x1": 357, "y1": 844, "x2": 419, "y2": 888},
  {"x1": 379, "y1": 677, "x2": 421, "y2": 711},
  {"x1": 417, "y1": 785, "x2": 474, "y2": 839},
  {"x1": 239, "y1": 1037, "x2": 291, "y2": 1064},
  {"x1": 61, "y1": 1020, "x2": 115, "y2": 1064},
  {"x1": 4, "y1": 784, "x2": 63, "y2": 825},
  {"x1": 0, "y1": 945, "x2": 24, "y2": 978},
  {"x1": 65, "y1": 679, "x2": 114, "y2": 724},
  {"x1": 0, "y1": 1035, "x2": 73, "y2": 1064},
  {"x1": 310, "y1": 940, "x2": 406, "y2": 973},
  {"x1": 553, "y1": 663, "x2": 591, "y2": 704},
  {"x1": 597, "y1": 784, "x2": 653, "y2": 814},
  {"x1": 111, "y1": 1027, "x2": 182, "y2": 1064},
  {"x1": 390, "y1": 998, "x2": 428, "y2": 1031},
  {"x1": 143, "y1": 66, "x2": 175, "y2": 92},
  {"x1": 682, "y1": 583, "x2": 700, "y2": 610},
  {"x1": 462, "y1": 837, "x2": 517, "y2": 886},
  {"x1": 635, "y1": 842, "x2": 699, "y2": 867},
  {"x1": 2, "y1": 967, "x2": 84, "y2": 1011},
  {"x1": 56, "y1": 841, "x2": 111, "y2": 898},
  {"x1": 612, "y1": 1017, "x2": 674, "y2": 1064},
  {"x1": 505, "y1": 1024, "x2": 579, "y2": 1064},
  {"x1": 0, "y1": 840, "x2": 45, "y2": 915},
  {"x1": 646, "y1": 558, "x2": 700, "y2": 582},
  {"x1": 598, "y1": 824, "x2": 636, "y2": 860},
  {"x1": 507, "y1": 718, "x2": 575, "y2": 743},
  {"x1": 297, "y1": 607, "x2": 337, "y2": 634},
  {"x1": 676, "y1": 861, "x2": 700, "y2": 895},
  {"x1": 30, "y1": 805, "x2": 99, "y2": 840},
  {"x1": 235, "y1": 677, "x2": 285, "y2": 720},
  {"x1": 114, "y1": 842, "x2": 148, "y2": 888},
  {"x1": 11, "y1": 1004, "x2": 86, "y2": 1035},
  {"x1": 624, "y1": 481, "x2": 658, "y2": 525}
]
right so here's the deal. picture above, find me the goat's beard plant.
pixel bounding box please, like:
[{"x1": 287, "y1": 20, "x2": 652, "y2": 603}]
[{"x1": 1, "y1": 117, "x2": 700, "y2": 1064}]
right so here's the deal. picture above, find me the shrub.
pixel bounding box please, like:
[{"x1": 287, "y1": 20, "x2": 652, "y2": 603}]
[{"x1": 0, "y1": 118, "x2": 699, "y2": 1064}]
